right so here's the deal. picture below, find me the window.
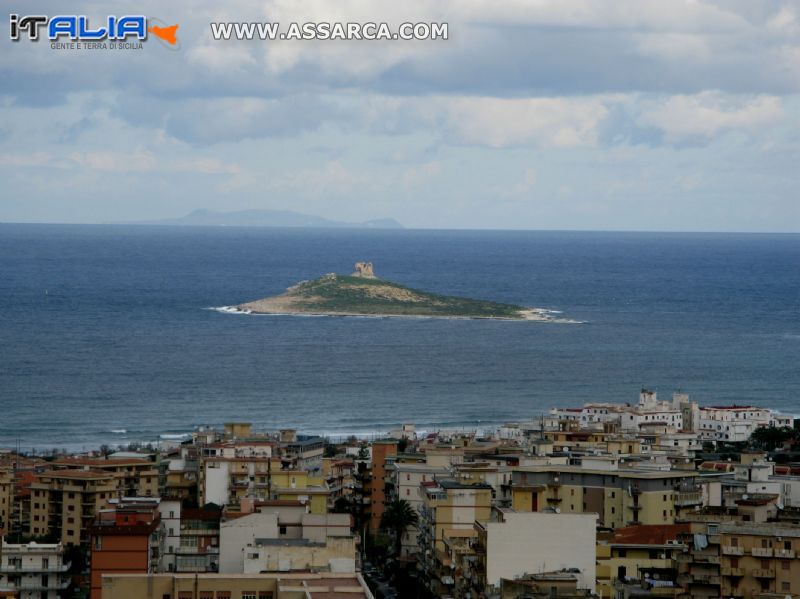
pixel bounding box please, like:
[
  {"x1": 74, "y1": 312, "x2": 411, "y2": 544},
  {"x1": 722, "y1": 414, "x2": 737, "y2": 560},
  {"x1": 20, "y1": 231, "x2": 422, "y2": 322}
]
[
  {"x1": 94, "y1": 536, "x2": 102, "y2": 551},
  {"x1": 216, "y1": 593, "x2": 231, "y2": 599},
  {"x1": 782, "y1": 560, "x2": 790, "y2": 570},
  {"x1": 761, "y1": 559, "x2": 770, "y2": 569},
  {"x1": 731, "y1": 557, "x2": 739, "y2": 568},
  {"x1": 783, "y1": 582, "x2": 791, "y2": 592},
  {"x1": 199, "y1": 593, "x2": 213, "y2": 599},
  {"x1": 762, "y1": 539, "x2": 769, "y2": 548},
  {"x1": 258, "y1": 593, "x2": 273, "y2": 599},
  {"x1": 241, "y1": 593, "x2": 257, "y2": 599},
  {"x1": 785, "y1": 540, "x2": 792, "y2": 551},
  {"x1": 279, "y1": 526, "x2": 287, "y2": 535},
  {"x1": 178, "y1": 593, "x2": 193, "y2": 599},
  {"x1": 731, "y1": 537, "x2": 738, "y2": 547}
]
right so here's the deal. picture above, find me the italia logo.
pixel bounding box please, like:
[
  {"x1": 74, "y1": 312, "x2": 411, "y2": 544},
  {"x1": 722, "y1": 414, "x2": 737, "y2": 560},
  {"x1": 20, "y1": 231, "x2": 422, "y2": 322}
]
[{"x1": 9, "y1": 14, "x2": 180, "y2": 49}]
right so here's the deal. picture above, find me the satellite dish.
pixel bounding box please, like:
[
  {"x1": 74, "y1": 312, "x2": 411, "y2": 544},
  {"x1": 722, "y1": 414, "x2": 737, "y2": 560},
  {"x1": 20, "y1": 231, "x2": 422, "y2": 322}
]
[{"x1": 742, "y1": 494, "x2": 749, "y2": 500}]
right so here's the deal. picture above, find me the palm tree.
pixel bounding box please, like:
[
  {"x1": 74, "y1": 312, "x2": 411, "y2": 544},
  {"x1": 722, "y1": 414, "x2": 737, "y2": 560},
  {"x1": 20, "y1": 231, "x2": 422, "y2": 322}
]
[{"x1": 380, "y1": 498, "x2": 418, "y2": 557}]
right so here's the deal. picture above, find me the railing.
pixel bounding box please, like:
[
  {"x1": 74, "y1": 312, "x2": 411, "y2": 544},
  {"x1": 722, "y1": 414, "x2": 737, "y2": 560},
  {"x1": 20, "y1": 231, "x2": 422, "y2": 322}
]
[
  {"x1": 0, "y1": 562, "x2": 70, "y2": 573},
  {"x1": 674, "y1": 491, "x2": 703, "y2": 506},
  {"x1": 751, "y1": 547, "x2": 773, "y2": 557},
  {"x1": 721, "y1": 546, "x2": 744, "y2": 556},
  {"x1": 775, "y1": 549, "x2": 796, "y2": 558},
  {"x1": 752, "y1": 568, "x2": 775, "y2": 578},
  {"x1": 720, "y1": 566, "x2": 744, "y2": 577},
  {"x1": 12, "y1": 579, "x2": 71, "y2": 590}
]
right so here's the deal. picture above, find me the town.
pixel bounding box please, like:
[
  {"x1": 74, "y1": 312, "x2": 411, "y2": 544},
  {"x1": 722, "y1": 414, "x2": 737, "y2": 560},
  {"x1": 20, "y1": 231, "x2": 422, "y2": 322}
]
[{"x1": 2, "y1": 390, "x2": 800, "y2": 599}]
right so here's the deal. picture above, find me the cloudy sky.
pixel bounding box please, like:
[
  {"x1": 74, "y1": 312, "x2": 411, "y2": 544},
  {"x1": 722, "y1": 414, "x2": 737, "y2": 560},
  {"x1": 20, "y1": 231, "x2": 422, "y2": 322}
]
[{"x1": 2, "y1": 0, "x2": 799, "y2": 231}]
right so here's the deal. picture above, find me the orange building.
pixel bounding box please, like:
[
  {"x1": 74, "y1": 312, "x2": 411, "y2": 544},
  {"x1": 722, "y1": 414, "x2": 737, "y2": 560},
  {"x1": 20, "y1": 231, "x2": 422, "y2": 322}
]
[
  {"x1": 89, "y1": 498, "x2": 163, "y2": 599},
  {"x1": 369, "y1": 440, "x2": 398, "y2": 531}
]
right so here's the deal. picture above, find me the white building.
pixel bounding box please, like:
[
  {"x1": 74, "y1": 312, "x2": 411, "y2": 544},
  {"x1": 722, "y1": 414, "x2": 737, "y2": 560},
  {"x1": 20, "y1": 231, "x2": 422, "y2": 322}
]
[
  {"x1": 698, "y1": 406, "x2": 774, "y2": 442},
  {"x1": 219, "y1": 511, "x2": 279, "y2": 573},
  {"x1": 0, "y1": 541, "x2": 70, "y2": 599},
  {"x1": 477, "y1": 511, "x2": 597, "y2": 594},
  {"x1": 387, "y1": 463, "x2": 448, "y2": 556}
]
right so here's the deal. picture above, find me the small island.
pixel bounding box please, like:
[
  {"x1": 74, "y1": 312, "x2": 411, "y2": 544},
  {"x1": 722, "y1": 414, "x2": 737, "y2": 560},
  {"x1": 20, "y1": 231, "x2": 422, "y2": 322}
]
[{"x1": 220, "y1": 262, "x2": 575, "y2": 322}]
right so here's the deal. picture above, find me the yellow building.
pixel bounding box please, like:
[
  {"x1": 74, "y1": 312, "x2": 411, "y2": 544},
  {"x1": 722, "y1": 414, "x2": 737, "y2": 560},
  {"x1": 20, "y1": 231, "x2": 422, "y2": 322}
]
[
  {"x1": 511, "y1": 466, "x2": 701, "y2": 528},
  {"x1": 0, "y1": 467, "x2": 12, "y2": 531},
  {"x1": 30, "y1": 469, "x2": 118, "y2": 545},
  {"x1": 418, "y1": 479, "x2": 492, "y2": 596},
  {"x1": 270, "y1": 470, "x2": 329, "y2": 515},
  {"x1": 51, "y1": 457, "x2": 160, "y2": 497},
  {"x1": 596, "y1": 524, "x2": 689, "y2": 597},
  {"x1": 719, "y1": 521, "x2": 800, "y2": 598}
]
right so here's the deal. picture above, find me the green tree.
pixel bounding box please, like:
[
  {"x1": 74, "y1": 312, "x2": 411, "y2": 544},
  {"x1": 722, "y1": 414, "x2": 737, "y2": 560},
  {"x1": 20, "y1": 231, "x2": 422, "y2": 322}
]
[
  {"x1": 380, "y1": 498, "x2": 419, "y2": 557},
  {"x1": 750, "y1": 426, "x2": 795, "y2": 451}
]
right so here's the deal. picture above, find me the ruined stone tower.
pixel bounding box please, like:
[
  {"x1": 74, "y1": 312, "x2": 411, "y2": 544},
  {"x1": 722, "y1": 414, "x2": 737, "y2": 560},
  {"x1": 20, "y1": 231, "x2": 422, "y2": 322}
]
[{"x1": 352, "y1": 262, "x2": 376, "y2": 278}]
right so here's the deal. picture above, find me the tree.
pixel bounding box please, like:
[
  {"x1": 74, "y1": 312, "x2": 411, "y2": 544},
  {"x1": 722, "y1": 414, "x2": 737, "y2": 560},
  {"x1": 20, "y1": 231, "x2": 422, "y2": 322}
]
[
  {"x1": 380, "y1": 498, "x2": 418, "y2": 558},
  {"x1": 750, "y1": 426, "x2": 795, "y2": 451},
  {"x1": 357, "y1": 442, "x2": 370, "y2": 461}
]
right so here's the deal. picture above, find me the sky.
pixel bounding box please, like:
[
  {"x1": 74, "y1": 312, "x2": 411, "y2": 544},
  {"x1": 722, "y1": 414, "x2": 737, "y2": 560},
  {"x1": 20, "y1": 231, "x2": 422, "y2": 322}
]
[{"x1": 1, "y1": 0, "x2": 799, "y2": 231}]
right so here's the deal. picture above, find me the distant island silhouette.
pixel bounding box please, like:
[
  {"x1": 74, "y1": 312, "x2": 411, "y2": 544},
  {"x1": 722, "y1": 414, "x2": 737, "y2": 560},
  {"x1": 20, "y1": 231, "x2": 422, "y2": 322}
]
[{"x1": 117, "y1": 209, "x2": 403, "y2": 229}]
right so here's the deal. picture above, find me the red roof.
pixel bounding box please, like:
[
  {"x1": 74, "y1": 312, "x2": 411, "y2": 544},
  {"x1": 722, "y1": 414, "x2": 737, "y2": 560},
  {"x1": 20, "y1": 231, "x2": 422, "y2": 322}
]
[{"x1": 611, "y1": 524, "x2": 691, "y2": 546}]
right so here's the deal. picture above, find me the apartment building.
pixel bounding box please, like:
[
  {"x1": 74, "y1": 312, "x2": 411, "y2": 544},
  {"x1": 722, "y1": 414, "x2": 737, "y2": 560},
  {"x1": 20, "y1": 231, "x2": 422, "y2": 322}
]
[
  {"x1": 174, "y1": 505, "x2": 222, "y2": 573},
  {"x1": 385, "y1": 462, "x2": 448, "y2": 556},
  {"x1": 280, "y1": 437, "x2": 324, "y2": 475},
  {"x1": 698, "y1": 406, "x2": 774, "y2": 442},
  {"x1": 0, "y1": 468, "x2": 11, "y2": 531},
  {"x1": 367, "y1": 439, "x2": 397, "y2": 531},
  {"x1": 719, "y1": 521, "x2": 800, "y2": 598},
  {"x1": 161, "y1": 446, "x2": 199, "y2": 500},
  {"x1": 89, "y1": 497, "x2": 164, "y2": 599},
  {"x1": 511, "y1": 466, "x2": 702, "y2": 528},
  {"x1": 100, "y1": 572, "x2": 374, "y2": 599},
  {"x1": 0, "y1": 541, "x2": 70, "y2": 599},
  {"x1": 269, "y1": 470, "x2": 329, "y2": 515},
  {"x1": 200, "y1": 456, "x2": 279, "y2": 506},
  {"x1": 30, "y1": 469, "x2": 118, "y2": 544},
  {"x1": 51, "y1": 457, "x2": 159, "y2": 497},
  {"x1": 675, "y1": 521, "x2": 723, "y2": 599},
  {"x1": 596, "y1": 523, "x2": 689, "y2": 597},
  {"x1": 472, "y1": 510, "x2": 597, "y2": 596},
  {"x1": 417, "y1": 479, "x2": 492, "y2": 596},
  {"x1": 321, "y1": 457, "x2": 354, "y2": 510}
]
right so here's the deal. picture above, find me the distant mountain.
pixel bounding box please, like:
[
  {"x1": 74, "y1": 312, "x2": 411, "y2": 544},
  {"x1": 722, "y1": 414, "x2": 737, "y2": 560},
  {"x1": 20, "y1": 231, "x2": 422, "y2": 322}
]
[{"x1": 122, "y1": 209, "x2": 403, "y2": 229}]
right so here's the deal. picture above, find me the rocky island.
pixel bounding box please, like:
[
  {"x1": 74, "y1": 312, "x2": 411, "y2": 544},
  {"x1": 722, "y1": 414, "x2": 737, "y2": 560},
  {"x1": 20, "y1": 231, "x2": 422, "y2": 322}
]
[{"x1": 222, "y1": 262, "x2": 574, "y2": 322}]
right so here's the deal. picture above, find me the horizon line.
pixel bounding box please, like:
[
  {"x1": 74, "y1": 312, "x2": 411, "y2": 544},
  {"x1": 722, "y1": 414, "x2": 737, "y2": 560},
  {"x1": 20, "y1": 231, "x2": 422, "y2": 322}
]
[{"x1": 1, "y1": 220, "x2": 799, "y2": 235}]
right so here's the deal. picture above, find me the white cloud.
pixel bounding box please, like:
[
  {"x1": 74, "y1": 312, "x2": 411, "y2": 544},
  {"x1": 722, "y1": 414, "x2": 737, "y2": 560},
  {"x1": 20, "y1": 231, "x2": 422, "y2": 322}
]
[{"x1": 636, "y1": 92, "x2": 784, "y2": 142}]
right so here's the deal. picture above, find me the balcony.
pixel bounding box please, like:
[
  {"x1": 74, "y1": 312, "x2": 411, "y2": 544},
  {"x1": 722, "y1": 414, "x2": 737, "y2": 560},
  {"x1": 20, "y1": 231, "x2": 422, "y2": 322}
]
[
  {"x1": 674, "y1": 491, "x2": 703, "y2": 506},
  {"x1": 720, "y1": 566, "x2": 744, "y2": 577},
  {"x1": 752, "y1": 568, "x2": 775, "y2": 579},
  {"x1": 0, "y1": 562, "x2": 71, "y2": 573},
  {"x1": 775, "y1": 549, "x2": 796, "y2": 558},
  {"x1": 13, "y1": 578, "x2": 71, "y2": 591},
  {"x1": 751, "y1": 547, "x2": 773, "y2": 557},
  {"x1": 689, "y1": 574, "x2": 721, "y2": 585},
  {"x1": 721, "y1": 546, "x2": 744, "y2": 556}
]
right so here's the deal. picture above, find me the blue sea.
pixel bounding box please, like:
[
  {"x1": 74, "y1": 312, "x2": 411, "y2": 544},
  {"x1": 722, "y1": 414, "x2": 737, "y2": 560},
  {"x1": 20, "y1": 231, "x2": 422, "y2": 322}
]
[{"x1": 0, "y1": 224, "x2": 798, "y2": 451}]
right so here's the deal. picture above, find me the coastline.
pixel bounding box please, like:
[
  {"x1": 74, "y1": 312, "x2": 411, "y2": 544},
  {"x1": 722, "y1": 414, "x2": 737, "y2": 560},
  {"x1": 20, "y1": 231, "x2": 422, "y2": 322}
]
[{"x1": 211, "y1": 305, "x2": 583, "y2": 323}]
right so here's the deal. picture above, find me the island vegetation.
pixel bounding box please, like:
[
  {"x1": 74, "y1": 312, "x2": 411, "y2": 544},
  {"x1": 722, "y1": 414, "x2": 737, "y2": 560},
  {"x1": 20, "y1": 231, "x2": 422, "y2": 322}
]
[{"x1": 231, "y1": 262, "x2": 563, "y2": 321}]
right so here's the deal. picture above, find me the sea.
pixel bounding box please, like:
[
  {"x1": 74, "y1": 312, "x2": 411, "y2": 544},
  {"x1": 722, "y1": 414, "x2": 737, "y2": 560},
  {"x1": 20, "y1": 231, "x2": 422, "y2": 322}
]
[{"x1": 1, "y1": 224, "x2": 798, "y2": 451}]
